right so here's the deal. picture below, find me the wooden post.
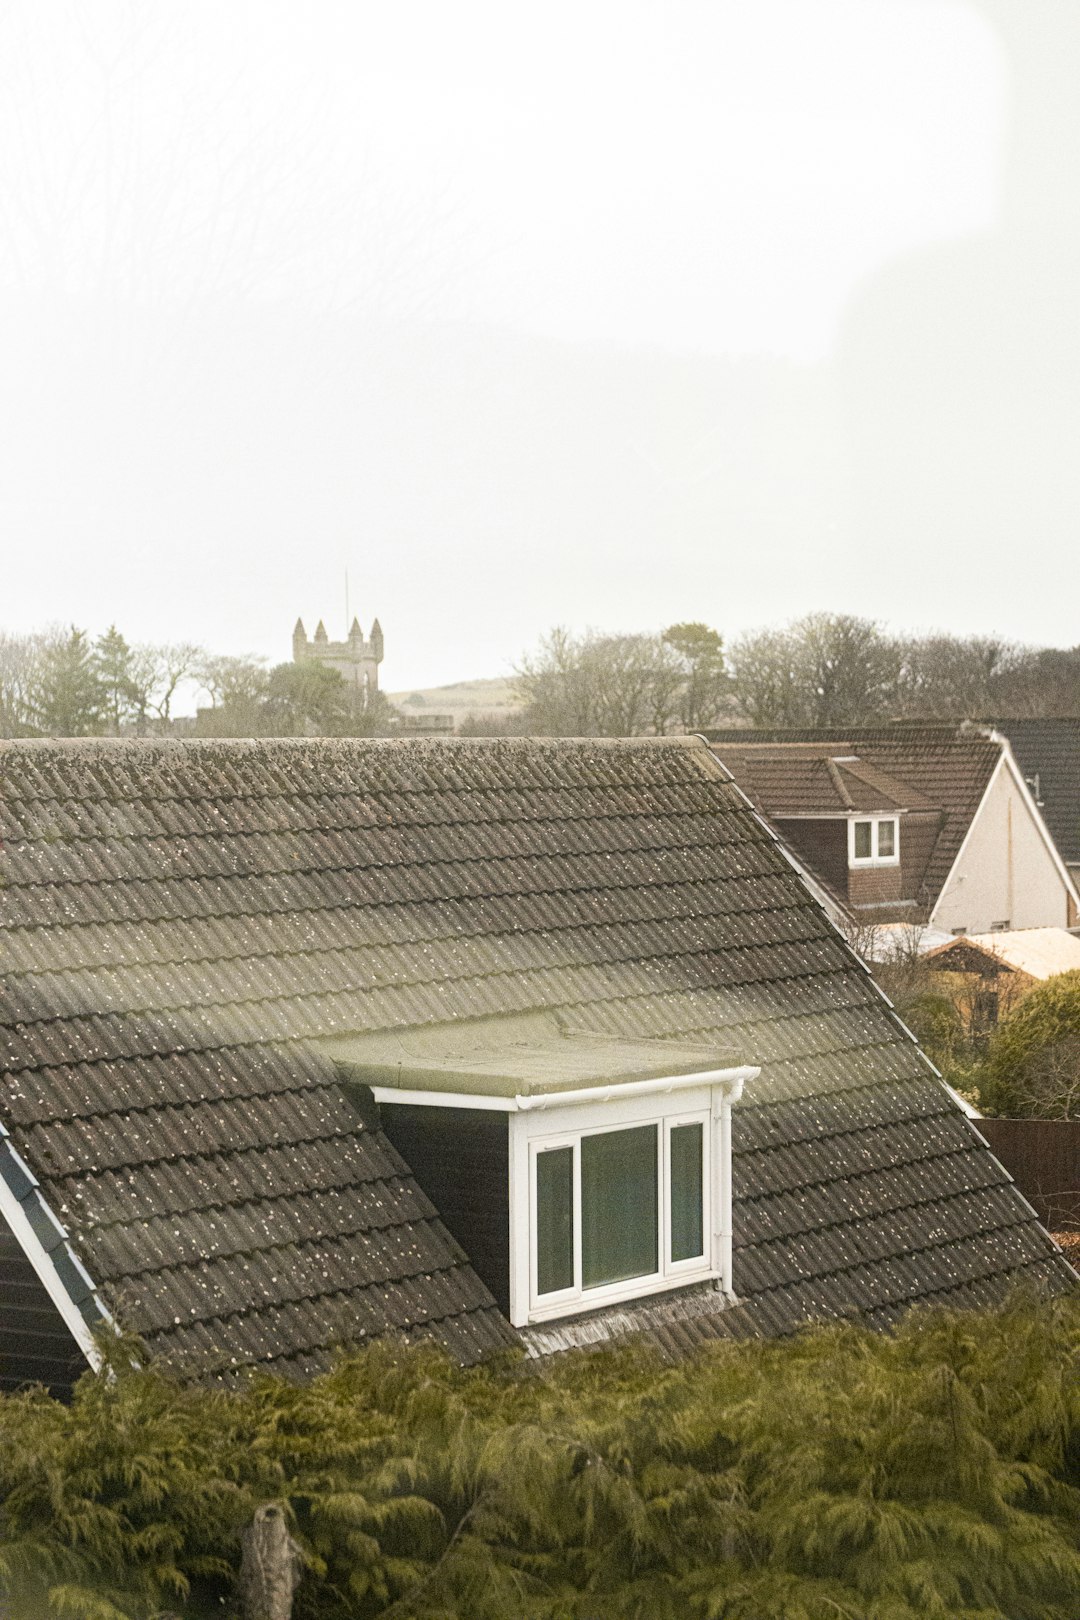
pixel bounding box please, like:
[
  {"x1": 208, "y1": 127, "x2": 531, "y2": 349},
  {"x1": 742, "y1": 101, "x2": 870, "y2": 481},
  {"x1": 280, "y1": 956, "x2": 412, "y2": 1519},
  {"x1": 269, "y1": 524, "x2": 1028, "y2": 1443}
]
[{"x1": 239, "y1": 1504, "x2": 302, "y2": 1620}]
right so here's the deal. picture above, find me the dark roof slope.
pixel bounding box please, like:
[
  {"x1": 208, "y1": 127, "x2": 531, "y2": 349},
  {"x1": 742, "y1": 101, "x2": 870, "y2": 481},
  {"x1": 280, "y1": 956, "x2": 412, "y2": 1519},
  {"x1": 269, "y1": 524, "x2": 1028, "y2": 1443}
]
[
  {"x1": 0, "y1": 737, "x2": 1071, "y2": 1376},
  {"x1": 708, "y1": 729, "x2": 1002, "y2": 910},
  {"x1": 712, "y1": 747, "x2": 934, "y2": 818},
  {"x1": 989, "y1": 719, "x2": 1080, "y2": 865}
]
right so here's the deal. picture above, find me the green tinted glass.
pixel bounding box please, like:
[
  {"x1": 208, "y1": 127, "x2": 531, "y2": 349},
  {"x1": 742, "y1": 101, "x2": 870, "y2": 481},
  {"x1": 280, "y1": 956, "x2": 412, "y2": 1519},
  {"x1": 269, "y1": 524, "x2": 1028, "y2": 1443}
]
[
  {"x1": 853, "y1": 821, "x2": 872, "y2": 858},
  {"x1": 581, "y1": 1125, "x2": 657, "y2": 1288},
  {"x1": 670, "y1": 1122, "x2": 704, "y2": 1262},
  {"x1": 536, "y1": 1146, "x2": 574, "y2": 1295}
]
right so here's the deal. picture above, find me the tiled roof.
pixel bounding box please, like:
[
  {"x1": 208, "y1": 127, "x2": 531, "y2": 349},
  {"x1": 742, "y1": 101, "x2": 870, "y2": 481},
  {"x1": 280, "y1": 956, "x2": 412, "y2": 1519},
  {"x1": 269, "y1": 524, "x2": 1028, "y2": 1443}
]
[
  {"x1": 708, "y1": 729, "x2": 1002, "y2": 909},
  {"x1": 710, "y1": 747, "x2": 934, "y2": 818},
  {"x1": 988, "y1": 719, "x2": 1080, "y2": 865},
  {"x1": 0, "y1": 736, "x2": 1071, "y2": 1378}
]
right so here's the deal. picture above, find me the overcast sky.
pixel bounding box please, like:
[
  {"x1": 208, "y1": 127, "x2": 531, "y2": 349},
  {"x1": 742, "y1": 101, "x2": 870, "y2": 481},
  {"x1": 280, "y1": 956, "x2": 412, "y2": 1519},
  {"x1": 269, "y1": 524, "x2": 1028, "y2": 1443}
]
[{"x1": 2, "y1": 0, "x2": 1076, "y2": 694}]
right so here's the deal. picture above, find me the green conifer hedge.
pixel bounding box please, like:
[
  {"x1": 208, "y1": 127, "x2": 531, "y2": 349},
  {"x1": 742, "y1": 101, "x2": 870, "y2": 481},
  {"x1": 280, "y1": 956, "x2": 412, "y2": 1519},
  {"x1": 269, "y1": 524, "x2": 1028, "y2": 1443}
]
[{"x1": 1, "y1": 1292, "x2": 1079, "y2": 1619}]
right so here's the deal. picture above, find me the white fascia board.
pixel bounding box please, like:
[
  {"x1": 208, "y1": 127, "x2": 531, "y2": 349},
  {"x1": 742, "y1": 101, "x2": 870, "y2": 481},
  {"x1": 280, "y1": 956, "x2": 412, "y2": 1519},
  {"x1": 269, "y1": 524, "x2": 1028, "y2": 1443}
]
[
  {"x1": 930, "y1": 751, "x2": 1006, "y2": 928},
  {"x1": 0, "y1": 1138, "x2": 109, "y2": 1369},
  {"x1": 775, "y1": 810, "x2": 909, "y2": 820},
  {"x1": 513, "y1": 1065, "x2": 757, "y2": 1112},
  {"x1": 371, "y1": 1087, "x2": 517, "y2": 1111},
  {"x1": 373, "y1": 1066, "x2": 759, "y2": 1114}
]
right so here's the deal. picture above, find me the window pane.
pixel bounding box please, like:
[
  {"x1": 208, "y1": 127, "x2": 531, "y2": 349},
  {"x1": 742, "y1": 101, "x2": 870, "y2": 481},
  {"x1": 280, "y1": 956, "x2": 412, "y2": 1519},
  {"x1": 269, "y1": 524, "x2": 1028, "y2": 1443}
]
[
  {"x1": 536, "y1": 1147, "x2": 574, "y2": 1295},
  {"x1": 581, "y1": 1125, "x2": 658, "y2": 1288},
  {"x1": 877, "y1": 820, "x2": 895, "y2": 857},
  {"x1": 853, "y1": 821, "x2": 872, "y2": 859},
  {"x1": 670, "y1": 1122, "x2": 704, "y2": 1262}
]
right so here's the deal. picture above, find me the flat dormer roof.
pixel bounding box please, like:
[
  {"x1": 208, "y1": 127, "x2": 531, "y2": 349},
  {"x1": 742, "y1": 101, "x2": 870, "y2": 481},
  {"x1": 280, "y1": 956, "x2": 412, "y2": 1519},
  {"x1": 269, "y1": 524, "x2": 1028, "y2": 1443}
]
[{"x1": 319, "y1": 1012, "x2": 743, "y2": 1099}]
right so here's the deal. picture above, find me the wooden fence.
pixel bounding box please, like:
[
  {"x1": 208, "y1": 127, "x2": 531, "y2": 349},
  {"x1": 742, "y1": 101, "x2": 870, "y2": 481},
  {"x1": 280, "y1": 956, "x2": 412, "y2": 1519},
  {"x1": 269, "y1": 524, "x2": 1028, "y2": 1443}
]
[{"x1": 976, "y1": 1117, "x2": 1080, "y2": 1230}]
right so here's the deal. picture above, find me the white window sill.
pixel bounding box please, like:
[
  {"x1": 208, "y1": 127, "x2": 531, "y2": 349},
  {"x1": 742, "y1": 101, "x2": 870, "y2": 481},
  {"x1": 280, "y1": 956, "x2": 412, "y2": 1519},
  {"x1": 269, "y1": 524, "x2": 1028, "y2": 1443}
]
[{"x1": 528, "y1": 1264, "x2": 719, "y2": 1324}]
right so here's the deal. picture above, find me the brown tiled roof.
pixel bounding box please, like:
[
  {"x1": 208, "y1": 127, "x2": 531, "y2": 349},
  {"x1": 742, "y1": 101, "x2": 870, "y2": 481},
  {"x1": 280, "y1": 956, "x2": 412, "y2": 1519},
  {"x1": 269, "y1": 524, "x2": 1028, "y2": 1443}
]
[
  {"x1": 708, "y1": 729, "x2": 1002, "y2": 910},
  {"x1": 715, "y1": 747, "x2": 934, "y2": 817},
  {"x1": 0, "y1": 736, "x2": 1070, "y2": 1380}
]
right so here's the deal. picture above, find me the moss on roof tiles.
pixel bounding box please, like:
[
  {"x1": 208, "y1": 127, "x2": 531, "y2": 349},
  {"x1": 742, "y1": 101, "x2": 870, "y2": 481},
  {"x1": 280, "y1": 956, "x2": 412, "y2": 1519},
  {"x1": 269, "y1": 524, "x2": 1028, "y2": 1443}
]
[{"x1": 1, "y1": 735, "x2": 1073, "y2": 1377}]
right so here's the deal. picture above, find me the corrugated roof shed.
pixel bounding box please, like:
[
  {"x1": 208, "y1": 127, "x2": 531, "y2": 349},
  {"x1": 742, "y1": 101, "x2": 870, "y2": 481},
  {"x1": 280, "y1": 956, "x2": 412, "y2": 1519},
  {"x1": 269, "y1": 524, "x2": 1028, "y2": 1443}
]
[
  {"x1": 0, "y1": 736, "x2": 1072, "y2": 1381},
  {"x1": 928, "y1": 927, "x2": 1080, "y2": 981}
]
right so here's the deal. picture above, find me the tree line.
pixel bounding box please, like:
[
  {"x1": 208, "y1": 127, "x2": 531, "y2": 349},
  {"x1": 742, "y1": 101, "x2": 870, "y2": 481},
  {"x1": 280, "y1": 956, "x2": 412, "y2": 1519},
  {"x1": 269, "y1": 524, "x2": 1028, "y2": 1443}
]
[
  {"x1": 489, "y1": 613, "x2": 1080, "y2": 737},
  {"x1": 0, "y1": 627, "x2": 398, "y2": 739},
  {"x1": 5, "y1": 611, "x2": 1079, "y2": 740}
]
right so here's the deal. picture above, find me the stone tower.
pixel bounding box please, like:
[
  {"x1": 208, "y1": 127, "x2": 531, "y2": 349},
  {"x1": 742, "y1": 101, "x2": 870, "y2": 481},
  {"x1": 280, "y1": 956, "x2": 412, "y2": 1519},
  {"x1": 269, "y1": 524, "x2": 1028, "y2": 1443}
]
[{"x1": 292, "y1": 614, "x2": 383, "y2": 700}]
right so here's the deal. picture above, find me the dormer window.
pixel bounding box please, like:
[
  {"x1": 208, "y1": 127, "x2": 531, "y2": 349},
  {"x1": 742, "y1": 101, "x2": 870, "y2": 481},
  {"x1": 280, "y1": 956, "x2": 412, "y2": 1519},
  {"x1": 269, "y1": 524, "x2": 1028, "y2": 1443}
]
[
  {"x1": 530, "y1": 1109, "x2": 709, "y2": 1315},
  {"x1": 329, "y1": 1016, "x2": 756, "y2": 1332},
  {"x1": 849, "y1": 816, "x2": 899, "y2": 867}
]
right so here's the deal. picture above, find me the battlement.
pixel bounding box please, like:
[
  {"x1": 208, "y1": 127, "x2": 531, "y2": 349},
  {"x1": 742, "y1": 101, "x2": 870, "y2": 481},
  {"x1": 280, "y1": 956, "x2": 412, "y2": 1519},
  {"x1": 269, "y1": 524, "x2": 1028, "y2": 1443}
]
[{"x1": 293, "y1": 614, "x2": 383, "y2": 694}]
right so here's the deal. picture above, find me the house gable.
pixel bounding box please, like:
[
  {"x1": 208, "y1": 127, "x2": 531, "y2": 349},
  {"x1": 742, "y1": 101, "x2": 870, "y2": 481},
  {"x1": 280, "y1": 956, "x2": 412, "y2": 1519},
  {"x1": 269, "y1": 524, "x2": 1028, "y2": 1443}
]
[
  {"x1": 986, "y1": 718, "x2": 1080, "y2": 872},
  {"x1": 932, "y1": 751, "x2": 1080, "y2": 934}
]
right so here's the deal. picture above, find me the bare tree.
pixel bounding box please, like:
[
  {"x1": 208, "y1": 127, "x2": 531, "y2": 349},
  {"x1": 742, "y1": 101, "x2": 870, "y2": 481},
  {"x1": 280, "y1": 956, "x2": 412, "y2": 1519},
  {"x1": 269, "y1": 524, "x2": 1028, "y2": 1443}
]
[
  {"x1": 516, "y1": 628, "x2": 601, "y2": 736},
  {"x1": 129, "y1": 641, "x2": 204, "y2": 730},
  {"x1": 196, "y1": 653, "x2": 269, "y2": 709},
  {"x1": 728, "y1": 625, "x2": 805, "y2": 728},
  {"x1": 730, "y1": 613, "x2": 902, "y2": 729},
  {"x1": 0, "y1": 628, "x2": 59, "y2": 736},
  {"x1": 893, "y1": 634, "x2": 1028, "y2": 718},
  {"x1": 516, "y1": 628, "x2": 700, "y2": 737}
]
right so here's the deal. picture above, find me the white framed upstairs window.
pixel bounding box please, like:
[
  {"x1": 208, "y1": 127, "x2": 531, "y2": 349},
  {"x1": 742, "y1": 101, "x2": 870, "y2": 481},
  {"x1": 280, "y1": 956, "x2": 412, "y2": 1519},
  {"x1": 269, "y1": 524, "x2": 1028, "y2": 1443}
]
[
  {"x1": 848, "y1": 816, "x2": 899, "y2": 867},
  {"x1": 523, "y1": 1095, "x2": 716, "y2": 1322}
]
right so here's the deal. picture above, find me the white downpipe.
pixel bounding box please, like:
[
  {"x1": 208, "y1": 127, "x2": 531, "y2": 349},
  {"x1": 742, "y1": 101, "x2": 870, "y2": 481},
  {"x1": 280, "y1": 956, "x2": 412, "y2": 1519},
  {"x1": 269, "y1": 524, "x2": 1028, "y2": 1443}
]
[{"x1": 712, "y1": 1075, "x2": 746, "y2": 1295}]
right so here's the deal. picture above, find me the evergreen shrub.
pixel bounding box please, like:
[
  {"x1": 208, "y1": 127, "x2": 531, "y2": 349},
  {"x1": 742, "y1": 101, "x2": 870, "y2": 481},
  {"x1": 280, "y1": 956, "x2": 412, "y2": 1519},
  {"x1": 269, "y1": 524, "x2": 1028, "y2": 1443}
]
[
  {"x1": 1, "y1": 1292, "x2": 1079, "y2": 1619},
  {"x1": 982, "y1": 970, "x2": 1080, "y2": 1117}
]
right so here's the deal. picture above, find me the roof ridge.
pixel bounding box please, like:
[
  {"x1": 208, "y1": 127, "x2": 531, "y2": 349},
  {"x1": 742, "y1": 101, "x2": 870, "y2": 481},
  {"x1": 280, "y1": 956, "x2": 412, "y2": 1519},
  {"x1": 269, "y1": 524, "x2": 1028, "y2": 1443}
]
[{"x1": 0, "y1": 734, "x2": 715, "y2": 755}]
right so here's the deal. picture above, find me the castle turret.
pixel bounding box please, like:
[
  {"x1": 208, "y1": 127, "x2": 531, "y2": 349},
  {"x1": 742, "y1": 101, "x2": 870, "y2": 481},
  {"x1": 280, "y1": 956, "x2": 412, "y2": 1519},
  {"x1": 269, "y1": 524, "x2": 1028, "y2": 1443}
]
[{"x1": 292, "y1": 609, "x2": 383, "y2": 699}]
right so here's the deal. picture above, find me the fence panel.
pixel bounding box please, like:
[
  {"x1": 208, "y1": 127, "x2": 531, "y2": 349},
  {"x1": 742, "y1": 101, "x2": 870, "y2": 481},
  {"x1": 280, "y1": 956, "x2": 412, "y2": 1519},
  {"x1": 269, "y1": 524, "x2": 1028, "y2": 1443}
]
[{"x1": 977, "y1": 1117, "x2": 1080, "y2": 1230}]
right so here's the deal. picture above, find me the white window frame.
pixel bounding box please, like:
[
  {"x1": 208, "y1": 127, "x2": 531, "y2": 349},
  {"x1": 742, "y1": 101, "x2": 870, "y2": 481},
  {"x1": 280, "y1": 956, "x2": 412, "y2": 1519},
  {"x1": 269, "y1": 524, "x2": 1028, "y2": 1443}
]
[
  {"x1": 848, "y1": 815, "x2": 900, "y2": 868},
  {"x1": 370, "y1": 1062, "x2": 756, "y2": 1334},
  {"x1": 522, "y1": 1090, "x2": 715, "y2": 1323}
]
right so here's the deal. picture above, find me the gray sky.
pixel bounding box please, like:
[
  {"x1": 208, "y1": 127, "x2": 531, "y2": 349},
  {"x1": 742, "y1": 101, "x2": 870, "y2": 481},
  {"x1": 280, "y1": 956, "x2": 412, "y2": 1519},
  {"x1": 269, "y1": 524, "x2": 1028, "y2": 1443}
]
[{"x1": 2, "y1": 0, "x2": 1076, "y2": 693}]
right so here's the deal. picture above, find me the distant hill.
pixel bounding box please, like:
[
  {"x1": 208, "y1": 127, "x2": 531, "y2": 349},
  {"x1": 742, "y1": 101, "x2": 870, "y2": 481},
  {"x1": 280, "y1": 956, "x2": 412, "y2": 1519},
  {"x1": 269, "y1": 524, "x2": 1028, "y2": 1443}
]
[{"x1": 387, "y1": 675, "x2": 523, "y2": 727}]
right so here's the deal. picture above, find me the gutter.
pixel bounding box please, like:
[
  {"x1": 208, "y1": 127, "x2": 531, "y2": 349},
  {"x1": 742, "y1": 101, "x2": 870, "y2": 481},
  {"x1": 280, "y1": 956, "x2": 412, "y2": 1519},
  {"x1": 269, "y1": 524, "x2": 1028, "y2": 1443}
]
[{"x1": 371, "y1": 1064, "x2": 758, "y2": 1113}]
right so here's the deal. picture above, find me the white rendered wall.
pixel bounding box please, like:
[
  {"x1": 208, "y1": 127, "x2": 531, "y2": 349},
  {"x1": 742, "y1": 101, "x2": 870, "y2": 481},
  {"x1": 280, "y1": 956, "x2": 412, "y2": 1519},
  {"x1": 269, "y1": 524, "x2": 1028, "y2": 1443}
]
[{"x1": 932, "y1": 762, "x2": 1074, "y2": 934}]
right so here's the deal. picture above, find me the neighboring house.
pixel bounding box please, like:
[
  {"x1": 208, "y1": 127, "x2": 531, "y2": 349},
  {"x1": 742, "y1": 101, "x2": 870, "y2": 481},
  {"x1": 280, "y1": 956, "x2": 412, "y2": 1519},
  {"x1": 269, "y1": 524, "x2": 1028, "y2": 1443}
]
[
  {"x1": 922, "y1": 927, "x2": 1080, "y2": 1034},
  {"x1": 982, "y1": 719, "x2": 1080, "y2": 893},
  {"x1": 707, "y1": 727, "x2": 1080, "y2": 938},
  {"x1": 0, "y1": 737, "x2": 1073, "y2": 1394}
]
